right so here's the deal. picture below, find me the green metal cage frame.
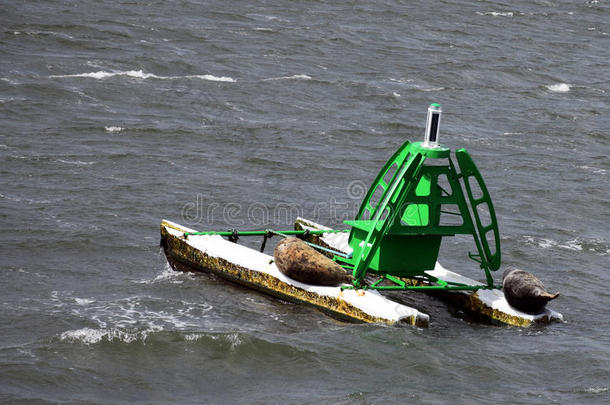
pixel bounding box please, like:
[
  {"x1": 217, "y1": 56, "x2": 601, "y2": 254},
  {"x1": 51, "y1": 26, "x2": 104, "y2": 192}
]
[{"x1": 337, "y1": 141, "x2": 501, "y2": 291}]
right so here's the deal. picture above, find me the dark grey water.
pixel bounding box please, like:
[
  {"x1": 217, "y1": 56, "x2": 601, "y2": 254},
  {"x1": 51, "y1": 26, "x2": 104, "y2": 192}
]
[{"x1": 1, "y1": 0, "x2": 609, "y2": 403}]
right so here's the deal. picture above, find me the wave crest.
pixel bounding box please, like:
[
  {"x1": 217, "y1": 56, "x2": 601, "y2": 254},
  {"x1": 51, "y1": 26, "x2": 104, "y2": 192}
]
[
  {"x1": 546, "y1": 83, "x2": 571, "y2": 92},
  {"x1": 59, "y1": 327, "x2": 161, "y2": 344},
  {"x1": 50, "y1": 70, "x2": 236, "y2": 82}
]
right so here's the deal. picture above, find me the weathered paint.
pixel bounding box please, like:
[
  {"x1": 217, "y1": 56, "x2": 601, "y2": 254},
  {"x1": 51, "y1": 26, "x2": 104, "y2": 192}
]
[
  {"x1": 295, "y1": 217, "x2": 564, "y2": 327},
  {"x1": 160, "y1": 220, "x2": 429, "y2": 327}
]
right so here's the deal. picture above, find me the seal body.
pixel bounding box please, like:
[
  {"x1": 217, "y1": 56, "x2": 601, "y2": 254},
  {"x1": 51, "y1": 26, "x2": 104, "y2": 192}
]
[
  {"x1": 502, "y1": 269, "x2": 559, "y2": 314},
  {"x1": 274, "y1": 238, "x2": 352, "y2": 286}
]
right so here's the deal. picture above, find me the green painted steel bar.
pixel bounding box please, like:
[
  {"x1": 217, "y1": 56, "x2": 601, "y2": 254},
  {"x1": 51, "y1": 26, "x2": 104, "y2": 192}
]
[
  {"x1": 342, "y1": 284, "x2": 496, "y2": 291},
  {"x1": 455, "y1": 148, "x2": 502, "y2": 273},
  {"x1": 340, "y1": 272, "x2": 501, "y2": 291},
  {"x1": 183, "y1": 229, "x2": 349, "y2": 238},
  {"x1": 384, "y1": 275, "x2": 405, "y2": 286},
  {"x1": 183, "y1": 227, "x2": 352, "y2": 259},
  {"x1": 350, "y1": 153, "x2": 425, "y2": 286},
  {"x1": 353, "y1": 140, "x2": 412, "y2": 220},
  {"x1": 268, "y1": 230, "x2": 352, "y2": 258}
]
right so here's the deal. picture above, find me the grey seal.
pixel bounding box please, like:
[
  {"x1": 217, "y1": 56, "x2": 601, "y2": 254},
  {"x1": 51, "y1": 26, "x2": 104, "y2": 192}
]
[
  {"x1": 274, "y1": 238, "x2": 352, "y2": 286},
  {"x1": 502, "y1": 268, "x2": 559, "y2": 314}
]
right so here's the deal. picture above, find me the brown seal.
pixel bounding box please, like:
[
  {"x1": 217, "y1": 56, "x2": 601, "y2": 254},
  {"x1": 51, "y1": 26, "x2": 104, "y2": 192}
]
[
  {"x1": 502, "y1": 269, "x2": 559, "y2": 314},
  {"x1": 274, "y1": 238, "x2": 353, "y2": 286}
]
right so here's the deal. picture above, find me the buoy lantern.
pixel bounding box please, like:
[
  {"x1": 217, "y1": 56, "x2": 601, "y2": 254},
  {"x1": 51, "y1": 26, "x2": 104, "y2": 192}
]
[{"x1": 423, "y1": 103, "x2": 442, "y2": 148}]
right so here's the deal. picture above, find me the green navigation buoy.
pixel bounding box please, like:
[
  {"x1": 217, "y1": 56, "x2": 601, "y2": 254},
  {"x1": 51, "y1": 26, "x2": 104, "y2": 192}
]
[{"x1": 337, "y1": 103, "x2": 502, "y2": 291}]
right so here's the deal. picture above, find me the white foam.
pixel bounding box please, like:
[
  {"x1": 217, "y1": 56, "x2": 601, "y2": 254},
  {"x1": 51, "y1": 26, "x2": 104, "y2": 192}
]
[
  {"x1": 105, "y1": 126, "x2": 123, "y2": 133},
  {"x1": 264, "y1": 74, "x2": 312, "y2": 81},
  {"x1": 59, "y1": 327, "x2": 160, "y2": 344},
  {"x1": 560, "y1": 239, "x2": 584, "y2": 251},
  {"x1": 576, "y1": 165, "x2": 606, "y2": 175},
  {"x1": 524, "y1": 236, "x2": 585, "y2": 252},
  {"x1": 477, "y1": 11, "x2": 514, "y2": 17},
  {"x1": 392, "y1": 92, "x2": 401, "y2": 97},
  {"x1": 50, "y1": 70, "x2": 158, "y2": 79},
  {"x1": 133, "y1": 262, "x2": 187, "y2": 284},
  {"x1": 152, "y1": 263, "x2": 183, "y2": 283},
  {"x1": 225, "y1": 332, "x2": 243, "y2": 350},
  {"x1": 86, "y1": 60, "x2": 103, "y2": 68},
  {"x1": 420, "y1": 87, "x2": 445, "y2": 92},
  {"x1": 584, "y1": 387, "x2": 608, "y2": 394},
  {"x1": 524, "y1": 236, "x2": 555, "y2": 249},
  {"x1": 546, "y1": 83, "x2": 571, "y2": 92},
  {"x1": 60, "y1": 328, "x2": 103, "y2": 344},
  {"x1": 71, "y1": 291, "x2": 213, "y2": 333},
  {"x1": 74, "y1": 298, "x2": 96, "y2": 305},
  {"x1": 184, "y1": 333, "x2": 204, "y2": 341},
  {"x1": 246, "y1": 13, "x2": 287, "y2": 22},
  {"x1": 1, "y1": 77, "x2": 19, "y2": 85},
  {"x1": 185, "y1": 74, "x2": 236, "y2": 82},
  {"x1": 184, "y1": 333, "x2": 245, "y2": 350},
  {"x1": 56, "y1": 159, "x2": 95, "y2": 166},
  {"x1": 389, "y1": 78, "x2": 414, "y2": 84},
  {"x1": 0, "y1": 193, "x2": 52, "y2": 204},
  {"x1": 50, "y1": 70, "x2": 236, "y2": 82}
]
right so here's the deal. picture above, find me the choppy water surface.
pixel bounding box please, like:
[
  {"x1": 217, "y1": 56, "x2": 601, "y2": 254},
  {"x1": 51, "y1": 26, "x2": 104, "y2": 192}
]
[{"x1": 1, "y1": 0, "x2": 608, "y2": 403}]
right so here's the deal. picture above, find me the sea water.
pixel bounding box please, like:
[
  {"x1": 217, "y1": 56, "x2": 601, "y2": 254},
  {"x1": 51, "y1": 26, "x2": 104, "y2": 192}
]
[{"x1": 1, "y1": 0, "x2": 608, "y2": 403}]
